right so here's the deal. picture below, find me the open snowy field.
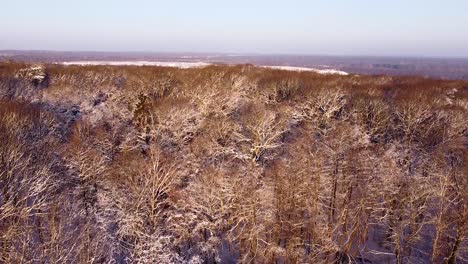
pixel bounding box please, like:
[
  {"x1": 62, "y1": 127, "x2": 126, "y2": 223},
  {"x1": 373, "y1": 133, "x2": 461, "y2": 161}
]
[
  {"x1": 261, "y1": 65, "x2": 349, "y2": 75},
  {"x1": 59, "y1": 61, "x2": 349, "y2": 75},
  {"x1": 60, "y1": 61, "x2": 212, "y2": 68}
]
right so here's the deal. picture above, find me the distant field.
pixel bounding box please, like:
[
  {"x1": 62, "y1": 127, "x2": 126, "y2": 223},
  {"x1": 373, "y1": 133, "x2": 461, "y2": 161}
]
[
  {"x1": 2, "y1": 50, "x2": 468, "y2": 80},
  {"x1": 60, "y1": 61, "x2": 211, "y2": 68},
  {"x1": 56, "y1": 61, "x2": 350, "y2": 75}
]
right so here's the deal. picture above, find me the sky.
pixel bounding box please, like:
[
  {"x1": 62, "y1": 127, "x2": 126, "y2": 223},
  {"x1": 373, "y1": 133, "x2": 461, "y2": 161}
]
[{"x1": 1, "y1": 0, "x2": 468, "y2": 57}]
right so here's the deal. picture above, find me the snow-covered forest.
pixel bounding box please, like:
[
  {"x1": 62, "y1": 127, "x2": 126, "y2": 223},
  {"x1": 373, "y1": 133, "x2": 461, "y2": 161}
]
[{"x1": 0, "y1": 62, "x2": 466, "y2": 263}]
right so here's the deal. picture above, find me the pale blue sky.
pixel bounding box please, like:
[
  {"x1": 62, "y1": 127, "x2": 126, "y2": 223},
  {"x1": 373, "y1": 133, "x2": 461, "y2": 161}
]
[{"x1": 1, "y1": 0, "x2": 468, "y2": 57}]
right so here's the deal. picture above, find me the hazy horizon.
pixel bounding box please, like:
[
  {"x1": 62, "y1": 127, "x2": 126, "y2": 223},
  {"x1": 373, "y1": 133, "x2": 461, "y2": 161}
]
[
  {"x1": 3, "y1": 49, "x2": 468, "y2": 60},
  {"x1": 2, "y1": 0, "x2": 468, "y2": 57}
]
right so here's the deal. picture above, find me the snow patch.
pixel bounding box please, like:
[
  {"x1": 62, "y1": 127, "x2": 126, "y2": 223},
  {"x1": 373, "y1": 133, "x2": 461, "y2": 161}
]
[
  {"x1": 60, "y1": 61, "x2": 212, "y2": 68},
  {"x1": 261, "y1": 65, "x2": 349, "y2": 75}
]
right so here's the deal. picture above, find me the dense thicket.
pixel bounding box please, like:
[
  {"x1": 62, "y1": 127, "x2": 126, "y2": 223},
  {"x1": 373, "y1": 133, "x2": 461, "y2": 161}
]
[{"x1": 0, "y1": 62, "x2": 467, "y2": 263}]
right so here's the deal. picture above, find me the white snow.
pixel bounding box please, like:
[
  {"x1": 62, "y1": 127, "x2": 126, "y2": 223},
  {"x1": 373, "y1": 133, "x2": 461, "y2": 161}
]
[
  {"x1": 261, "y1": 65, "x2": 349, "y2": 75},
  {"x1": 60, "y1": 61, "x2": 212, "y2": 68},
  {"x1": 30, "y1": 66, "x2": 45, "y2": 71},
  {"x1": 32, "y1": 74, "x2": 46, "y2": 81}
]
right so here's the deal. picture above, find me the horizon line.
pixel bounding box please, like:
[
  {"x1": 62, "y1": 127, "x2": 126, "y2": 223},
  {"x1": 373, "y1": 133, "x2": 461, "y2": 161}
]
[{"x1": 2, "y1": 49, "x2": 468, "y2": 60}]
